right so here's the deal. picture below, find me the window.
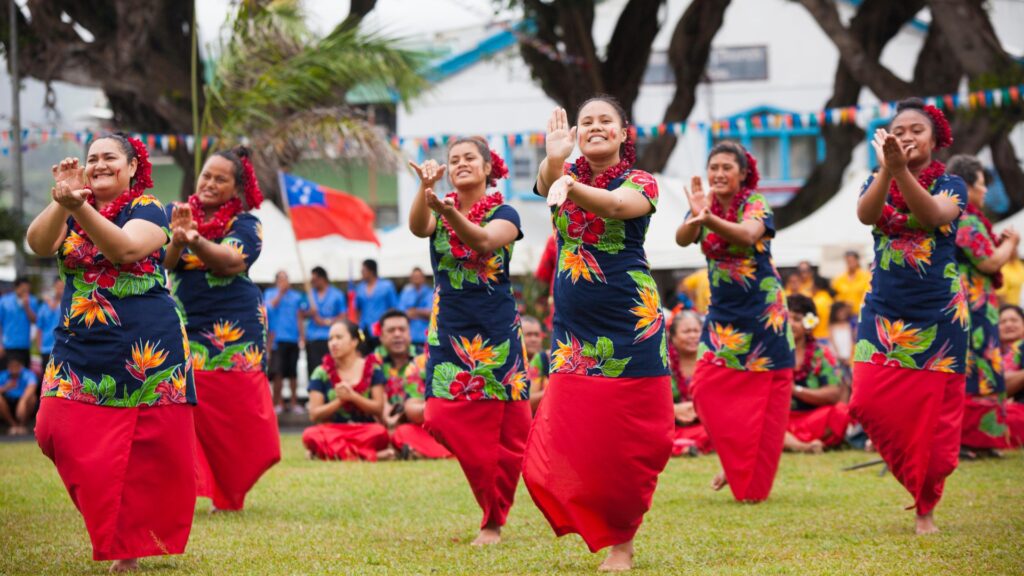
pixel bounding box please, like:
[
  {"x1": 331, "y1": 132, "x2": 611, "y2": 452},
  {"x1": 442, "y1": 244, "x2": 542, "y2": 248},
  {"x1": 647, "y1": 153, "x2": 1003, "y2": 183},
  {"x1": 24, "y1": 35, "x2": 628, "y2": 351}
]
[
  {"x1": 749, "y1": 137, "x2": 781, "y2": 181},
  {"x1": 643, "y1": 51, "x2": 674, "y2": 85},
  {"x1": 789, "y1": 135, "x2": 817, "y2": 180},
  {"x1": 510, "y1": 145, "x2": 543, "y2": 196}
]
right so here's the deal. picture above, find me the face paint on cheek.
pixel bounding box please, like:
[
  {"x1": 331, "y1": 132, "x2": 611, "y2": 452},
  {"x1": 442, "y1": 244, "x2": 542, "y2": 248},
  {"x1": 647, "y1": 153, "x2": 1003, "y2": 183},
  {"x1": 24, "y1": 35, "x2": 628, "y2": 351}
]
[{"x1": 608, "y1": 128, "x2": 618, "y2": 140}]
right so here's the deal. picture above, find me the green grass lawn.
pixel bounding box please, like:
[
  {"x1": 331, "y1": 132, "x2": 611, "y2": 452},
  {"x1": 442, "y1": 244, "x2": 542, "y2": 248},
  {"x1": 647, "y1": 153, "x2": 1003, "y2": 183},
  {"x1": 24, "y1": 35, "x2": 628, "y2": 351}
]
[{"x1": 2, "y1": 433, "x2": 1022, "y2": 575}]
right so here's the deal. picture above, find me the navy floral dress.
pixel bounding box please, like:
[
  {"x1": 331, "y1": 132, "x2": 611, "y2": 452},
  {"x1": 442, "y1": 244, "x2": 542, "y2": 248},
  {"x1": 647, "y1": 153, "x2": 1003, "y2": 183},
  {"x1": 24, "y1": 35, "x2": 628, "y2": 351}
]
[
  {"x1": 854, "y1": 174, "x2": 969, "y2": 373},
  {"x1": 541, "y1": 166, "x2": 668, "y2": 379},
  {"x1": 697, "y1": 193, "x2": 794, "y2": 371},
  {"x1": 792, "y1": 346, "x2": 841, "y2": 411},
  {"x1": 165, "y1": 209, "x2": 267, "y2": 373},
  {"x1": 308, "y1": 359, "x2": 384, "y2": 423},
  {"x1": 425, "y1": 201, "x2": 529, "y2": 401},
  {"x1": 42, "y1": 195, "x2": 195, "y2": 407}
]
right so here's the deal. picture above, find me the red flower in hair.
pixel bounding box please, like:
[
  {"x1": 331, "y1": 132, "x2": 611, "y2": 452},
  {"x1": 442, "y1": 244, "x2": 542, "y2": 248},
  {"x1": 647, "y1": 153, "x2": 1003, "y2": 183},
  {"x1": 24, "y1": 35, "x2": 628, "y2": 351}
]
[
  {"x1": 743, "y1": 151, "x2": 760, "y2": 190},
  {"x1": 488, "y1": 150, "x2": 509, "y2": 188},
  {"x1": 923, "y1": 105, "x2": 953, "y2": 149},
  {"x1": 240, "y1": 155, "x2": 264, "y2": 209}
]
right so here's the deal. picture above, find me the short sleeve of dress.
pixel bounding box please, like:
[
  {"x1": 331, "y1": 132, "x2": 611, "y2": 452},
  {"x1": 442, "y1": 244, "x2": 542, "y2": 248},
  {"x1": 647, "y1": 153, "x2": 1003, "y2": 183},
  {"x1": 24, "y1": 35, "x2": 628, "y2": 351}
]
[
  {"x1": 223, "y1": 214, "x2": 263, "y2": 269},
  {"x1": 369, "y1": 364, "x2": 386, "y2": 388},
  {"x1": 127, "y1": 195, "x2": 170, "y2": 242},
  {"x1": 489, "y1": 205, "x2": 523, "y2": 241},
  {"x1": 308, "y1": 366, "x2": 330, "y2": 397},
  {"x1": 817, "y1": 347, "x2": 841, "y2": 387},
  {"x1": 955, "y1": 213, "x2": 995, "y2": 268},
  {"x1": 742, "y1": 192, "x2": 775, "y2": 238},
  {"x1": 619, "y1": 170, "x2": 659, "y2": 211},
  {"x1": 935, "y1": 174, "x2": 967, "y2": 217},
  {"x1": 858, "y1": 173, "x2": 877, "y2": 198}
]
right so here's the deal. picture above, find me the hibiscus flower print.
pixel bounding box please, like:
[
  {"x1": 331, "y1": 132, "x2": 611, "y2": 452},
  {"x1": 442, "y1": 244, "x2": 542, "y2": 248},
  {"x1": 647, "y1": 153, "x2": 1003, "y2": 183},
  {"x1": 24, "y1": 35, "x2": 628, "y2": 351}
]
[
  {"x1": 449, "y1": 372, "x2": 485, "y2": 400},
  {"x1": 566, "y1": 208, "x2": 606, "y2": 244}
]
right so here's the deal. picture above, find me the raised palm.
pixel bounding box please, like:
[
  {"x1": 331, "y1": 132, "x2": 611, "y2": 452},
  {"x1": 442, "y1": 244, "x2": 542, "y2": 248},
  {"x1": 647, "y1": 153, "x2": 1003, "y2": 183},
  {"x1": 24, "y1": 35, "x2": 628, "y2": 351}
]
[
  {"x1": 545, "y1": 107, "x2": 577, "y2": 161},
  {"x1": 52, "y1": 157, "x2": 87, "y2": 192},
  {"x1": 685, "y1": 176, "x2": 708, "y2": 214},
  {"x1": 408, "y1": 159, "x2": 446, "y2": 187}
]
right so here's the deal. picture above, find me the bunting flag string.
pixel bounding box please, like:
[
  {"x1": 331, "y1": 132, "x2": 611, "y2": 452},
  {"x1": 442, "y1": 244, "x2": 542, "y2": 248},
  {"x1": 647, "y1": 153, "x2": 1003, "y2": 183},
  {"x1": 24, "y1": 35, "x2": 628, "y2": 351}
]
[{"x1": 3, "y1": 84, "x2": 1022, "y2": 157}]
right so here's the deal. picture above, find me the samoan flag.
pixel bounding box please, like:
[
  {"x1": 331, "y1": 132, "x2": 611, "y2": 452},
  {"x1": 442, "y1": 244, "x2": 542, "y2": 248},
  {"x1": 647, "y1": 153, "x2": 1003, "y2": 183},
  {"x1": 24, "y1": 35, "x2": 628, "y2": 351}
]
[{"x1": 281, "y1": 172, "x2": 380, "y2": 245}]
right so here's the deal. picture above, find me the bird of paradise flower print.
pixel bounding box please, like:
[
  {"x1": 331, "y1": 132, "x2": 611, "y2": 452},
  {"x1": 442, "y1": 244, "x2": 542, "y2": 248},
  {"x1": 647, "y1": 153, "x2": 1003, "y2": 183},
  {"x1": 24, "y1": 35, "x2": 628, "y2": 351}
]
[
  {"x1": 551, "y1": 332, "x2": 631, "y2": 377},
  {"x1": 431, "y1": 335, "x2": 522, "y2": 401},
  {"x1": 853, "y1": 315, "x2": 955, "y2": 372},
  {"x1": 698, "y1": 322, "x2": 755, "y2": 371},
  {"x1": 627, "y1": 271, "x2": 664, "y2": 343}
]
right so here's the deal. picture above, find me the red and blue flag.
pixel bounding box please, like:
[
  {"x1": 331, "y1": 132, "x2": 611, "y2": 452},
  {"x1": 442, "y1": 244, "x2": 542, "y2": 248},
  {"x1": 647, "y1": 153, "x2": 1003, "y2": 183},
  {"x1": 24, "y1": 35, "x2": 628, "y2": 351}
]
[{"x1": 282, "y1": 172, "x2": 380, "y2": 245}]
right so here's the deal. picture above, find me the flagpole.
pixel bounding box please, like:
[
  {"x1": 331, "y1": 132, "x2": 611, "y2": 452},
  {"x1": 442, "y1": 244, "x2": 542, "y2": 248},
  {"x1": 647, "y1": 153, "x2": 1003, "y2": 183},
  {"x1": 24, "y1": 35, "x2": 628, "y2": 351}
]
[{"x1": 278, "y1": 170, "x2": 318, "y2": 316}]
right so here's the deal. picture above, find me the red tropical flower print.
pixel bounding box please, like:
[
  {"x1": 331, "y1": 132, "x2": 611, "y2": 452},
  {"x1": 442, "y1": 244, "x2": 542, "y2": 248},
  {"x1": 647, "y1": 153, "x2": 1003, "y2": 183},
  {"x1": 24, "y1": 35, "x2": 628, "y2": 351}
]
[
  {"x1": 566, "y1": 208, "x2": 606, "y2": 244},
  {"x1": 449, "y1": 371, "x2": 485, "y2": 400},
  {"x1": 83, "y1": 261, "x2": 120, "y2": 289}
]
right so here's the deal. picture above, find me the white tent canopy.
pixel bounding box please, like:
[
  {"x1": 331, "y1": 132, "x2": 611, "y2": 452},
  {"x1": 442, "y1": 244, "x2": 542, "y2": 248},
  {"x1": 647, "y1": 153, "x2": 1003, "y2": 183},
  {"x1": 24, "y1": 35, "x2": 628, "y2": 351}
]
[{"x1": 250, "y1": 171, "x2": 875, "y2": 284}]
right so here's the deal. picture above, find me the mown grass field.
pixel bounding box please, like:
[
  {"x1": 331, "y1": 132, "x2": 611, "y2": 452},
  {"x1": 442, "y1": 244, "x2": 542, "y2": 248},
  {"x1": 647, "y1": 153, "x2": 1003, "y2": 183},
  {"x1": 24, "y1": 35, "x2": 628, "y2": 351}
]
[{"x1": 2, "y1": 432, "x2": 1022, "y2": 575}]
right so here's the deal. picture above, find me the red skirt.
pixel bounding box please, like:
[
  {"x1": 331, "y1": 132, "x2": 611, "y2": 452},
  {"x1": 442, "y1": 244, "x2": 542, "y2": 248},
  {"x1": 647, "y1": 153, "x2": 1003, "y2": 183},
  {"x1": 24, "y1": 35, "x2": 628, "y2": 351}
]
[
  {"x1": 522, "y1": 374, "x2": 674, "y2": 552},
  {"x1": 391, "y1": 422, "x2": 452, "y2": 459},
  {"x1": 424, "y1": 399, "x2": 531, "y2": 529},
  {"x1": 302, "y1": 422, "x2": 390, "y2": 461},
  {"x1": 960, "y1": 395, "x2": 1018, "y2": 449},
  {"x1": 1009, "y1": 403, "x2": 1024, "y2": 447},
  {"x1": 787, "y1": 404, "x2": 850, "y2": 448},
  {"x1": 850, "y1": 362, "x2": 965, "y2": 516},
  {"x1": 691, "y1": 362, "x2": 792, "y2": 503},
  {"x1": 193, "y1": 370, "x2": 281, "y2": 510},
  {"x1": 36, "y1": 397, "x2": 196, "y2": 561},
  {"x1": 672, "y1": 424, "x2": 713, "y2": 455}
]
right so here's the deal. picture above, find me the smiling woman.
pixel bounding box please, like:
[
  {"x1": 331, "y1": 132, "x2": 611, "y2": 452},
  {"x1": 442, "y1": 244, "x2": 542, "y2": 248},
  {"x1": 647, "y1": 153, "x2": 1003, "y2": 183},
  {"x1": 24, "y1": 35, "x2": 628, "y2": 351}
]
[{"x1": 25, "y1": 133, "x2": 197, "y2": 572}]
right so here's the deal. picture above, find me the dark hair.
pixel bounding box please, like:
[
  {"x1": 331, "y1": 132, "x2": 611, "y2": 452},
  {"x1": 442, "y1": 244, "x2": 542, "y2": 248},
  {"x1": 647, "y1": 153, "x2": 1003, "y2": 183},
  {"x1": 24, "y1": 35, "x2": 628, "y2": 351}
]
[
  {"x1": 411, "y1": 266, "x2": 423, "y2": 275},
  {"x1": 362, "y1": 259, "x2": 378, "y2": 277},
  {"x1": 448, "y1": 136, "x2": 490, "y2": 162},
  {"x1": 1000, "y1": 304, "x2": 1024, "y2": 323},
  {"x1": 830, "y1": 301, "x2": 852, "y2": 322},
  {"x1": 379, "y1": 308, "x2": 409, "y2": 328},
  {"x1": 706, "y1": 140, "x2": 749, "y2": 172},
  {"x1": 93, "y1": 132, "x2": 138, "y2": 164},
  {"x1": 844, "y1": 250, "x2": 860, "y2": 260},
  {"x1": 311, "y1": 266, "x2": 329, "y2": 281},
  {"x1": 13, "y1": 276, "x2": 30, "y2": 288},
  {"x1": 331, "y1": 318, "x2": 373, "y2": 357},
  {"x1": 947, "y1": 155, "x2": 986, "y2": 187},
  {"x1": 787, "y1": 293, "x2": 816, "y2": 316},
  {"x1": 209, "y1": 146, "x2": 252, "y2": 203},
  {"x1": 521, "y1": 315, "x2": 542, "y2": 328}
]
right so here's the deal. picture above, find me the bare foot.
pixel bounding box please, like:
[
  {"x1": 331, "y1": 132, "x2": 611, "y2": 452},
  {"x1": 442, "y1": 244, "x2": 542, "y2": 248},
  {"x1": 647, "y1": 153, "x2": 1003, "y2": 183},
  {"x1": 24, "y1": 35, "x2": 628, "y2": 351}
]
[
  {"x1": 599, "y1": 541, "x2": 634, "y2": 572},
  {"x1": 471, "y1": 526, "x2": 501, "y2": 546},
  {"x1": 109, "y1": 558, "x2": 138, "y2": 572},
  {"x1": 711, "y1": 472, "x2": 728, "y2": 491},
  {"x1": 807, "y1": 439, "x2": 825, "y2": 454},
  {"x1": 377, "y1": 447, "x2": 397, "y2": 461},
  {"x1": 915, "y1": 513, "x2": 939, "y2": 535}
]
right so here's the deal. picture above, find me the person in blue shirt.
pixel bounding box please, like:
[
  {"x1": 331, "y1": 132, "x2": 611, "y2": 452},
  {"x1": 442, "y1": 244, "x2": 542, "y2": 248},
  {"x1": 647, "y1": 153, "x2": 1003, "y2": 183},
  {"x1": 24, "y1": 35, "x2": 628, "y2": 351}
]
[
  {"x1": 0, "y1": 277, "x2": 40, "y2": 366},
  {"x1": 265, "y1": 270, "x2": 307, "y2": 414},
  {"x1": 398, "y1": 267, "x2": 433, "y2": 348},
  {"x1": 355, "y1": 259, "x2": 398, "y2": 348},
  {"x1": 304, "y1": 266, "x2": 347, "y2": 381},
  {"x1": 0, "y1": 355, "x2": 37, "y2": 435},
  {"x1": 35, "y1": 278, "x2": 65, "y2": 370}
]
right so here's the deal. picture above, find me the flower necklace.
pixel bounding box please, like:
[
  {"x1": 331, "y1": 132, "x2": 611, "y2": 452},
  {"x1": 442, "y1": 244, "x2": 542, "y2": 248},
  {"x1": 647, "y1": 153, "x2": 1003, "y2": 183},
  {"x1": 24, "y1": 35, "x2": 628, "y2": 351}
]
[
  {"x1": 63, "y1": 187, "x2": 157, "y2": 278},
  {"x1": 667, "y1": 341, "x2": 693, "y2": 401},
  {"x1": 441, "y1": 191, "x2": 504, "y2": 261},
  {"x1": 188, "y1": 194, "x2": 242, "y2": 240},
  {"x1": 875, "y1": 160, "x2": 947, "y2": 236},
  {"x1": 321, "y1": 353, "x2": 373, "y2": 409},
  {"x1": 792, "y1": 335, "x2": 818, "y2": 384},
  {"x1": 573, "y1": 153, "x2": 633, "y2": 190},
  {"x1": 700, "y1": 188, "x2": 752, "y2": 260},
  {"x1": 71, "y1": 186, "x2": 143, "y2": 239}
]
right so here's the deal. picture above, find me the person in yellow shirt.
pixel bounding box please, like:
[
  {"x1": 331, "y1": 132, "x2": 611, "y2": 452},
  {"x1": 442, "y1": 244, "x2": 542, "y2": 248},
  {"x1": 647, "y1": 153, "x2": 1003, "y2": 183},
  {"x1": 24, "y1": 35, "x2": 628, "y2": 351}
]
[
  {"x1": 810, "y1": 277, "x2": 833, "y2": 341},
  {"x1": 997, "y1": 250, "x2": 1024, "y2": 306},
  {"x1": 831, "y1": 251, "x2": 871, "y2": 315},
  {"x1": 681, "y1": 267, "x2": 711, "y2": 314},
  {"x1": 796, "y1": 261, "x2": 816, "y2": 297}
]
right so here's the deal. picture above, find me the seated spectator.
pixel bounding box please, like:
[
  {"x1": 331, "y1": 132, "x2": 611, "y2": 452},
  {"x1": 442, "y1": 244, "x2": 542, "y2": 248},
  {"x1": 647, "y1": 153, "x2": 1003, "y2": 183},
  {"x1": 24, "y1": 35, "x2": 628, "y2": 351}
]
[
  {"x1": 668, "y1": 311, "x2": 711, "y2": 456},
  {"x1": 0, "y1": 355, "x2": 38, "y2": 435},
  {"x1": 302, "y1": 319, "x2": 391, "y2": 461},
  {"x1": 521, "y1": 315, "x2": 550, "y2": 413},
  {"x1": 784, "y1": 294, "x2": 849, "y2": 453},
  {"x1": 996, "y1": 305, "x2": 1024, "y2": 447},
  {"x1": 374, "y1": 309, "x2": 450, "y2": 459}
]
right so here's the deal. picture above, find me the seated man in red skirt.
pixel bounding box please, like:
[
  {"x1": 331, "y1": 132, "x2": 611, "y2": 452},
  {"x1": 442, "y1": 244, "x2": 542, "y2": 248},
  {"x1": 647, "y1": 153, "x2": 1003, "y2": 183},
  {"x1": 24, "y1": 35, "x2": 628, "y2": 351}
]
[
  {"x1": 374, "y1": 309, "x2": 451, "y2": 459},
  {"x1": 784, "y1": 295, "x2": 850, "y2": 453},
  {"x1": 302, "y1": 319, "x2": 391, "y2": 461}
]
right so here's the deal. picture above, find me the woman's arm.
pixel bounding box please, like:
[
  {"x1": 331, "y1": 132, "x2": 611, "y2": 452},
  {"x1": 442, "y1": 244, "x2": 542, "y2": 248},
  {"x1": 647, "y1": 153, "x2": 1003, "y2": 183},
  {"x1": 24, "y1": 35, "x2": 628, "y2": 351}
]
[
  {"x1": 408, "y1": 160, "x2": 443, "y2": 238},
  {"x1": 341, "y1": 386, "x2": 385, "y2": 418},
  {"x1": 435, "y1": 202, "x2": 519, "y2": 255},
  {"x1": 307, "y1": 390, "x2": 342, "y2": 423},
  {"x1": 557, "y1": 177, "x2": 653, "y2": 220},
  {"x1": 536, "y1": 107, "x2": 576, "y2": 197},
  {"x1": 1005, "y1": 370, "x2": 1024, "y2": 398},
  {"x1": 976, "y1": 230, "x2": 1020, "y2": 275},
  {"x1": 186, "y1": 236, "x2": 247, "y2": 276},
  {"x1": 793, "y1": 384, "x2": 842, "y2": 407},
  {"x1": 677, "y1": 176, "x2": 709, "y2": 247},
  {"x1": 700, "y1": 212, "x2": 766, "y2": 248},
  {"x1": 70, "y1": 203, "x2": 166, "y2": 265},
  {"x1": 26, "y1": 201, "x2": 70, "y2": 257}
]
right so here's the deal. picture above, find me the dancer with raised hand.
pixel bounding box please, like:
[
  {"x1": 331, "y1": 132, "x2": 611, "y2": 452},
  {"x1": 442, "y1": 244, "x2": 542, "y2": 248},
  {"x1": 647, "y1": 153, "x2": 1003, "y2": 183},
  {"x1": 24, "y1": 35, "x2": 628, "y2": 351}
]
[
  {"x1": 164, "y1": 146, "x2": 280, "y2": 512},
  {"x1": 27, "y1": 133, "x2": 195, "y2": 571},
  {"x1": 850, "y1": 98, "x2": 968, "y2": 534},
  {"x1": 408, "y1": 137, "x2": 530, "y2": 546},
  {"x1": 675, "y1": 140, "x2": 794, "y2": 503},
  {"x1": 522, "y1": 99, "x2": 673, "y2": 572}
]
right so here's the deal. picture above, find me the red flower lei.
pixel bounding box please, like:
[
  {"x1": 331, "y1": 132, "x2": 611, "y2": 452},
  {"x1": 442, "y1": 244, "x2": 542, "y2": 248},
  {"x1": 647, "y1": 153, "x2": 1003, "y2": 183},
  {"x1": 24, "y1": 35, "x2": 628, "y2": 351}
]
[
  {"x1": 965, "y1": 203, "x2": 1003, "y2": 289},
  {"x1": 188, "y1": 193, "x2": 242, "y2": 240},
  {"x1": 572, "y1": 137, "x2": 637, "y2": 190},
  {"x1": 320, "y1": 353, "x2": 375, "y2": 410},
  {"x1": 667, "y1": 338, "x2": 692, "y2": 401},
  {"x1": 885, "y1": 160, "x2": 946, "y2": 214},
  {"x1": 792, "y1": 335, "x2": 818, "y2": 384},
  {"x1": 700, "y1": 188, "x2": 753, "y2": 260},
  {"x1": 441, "y1": 191, "x2": 505, "y2": 261}
]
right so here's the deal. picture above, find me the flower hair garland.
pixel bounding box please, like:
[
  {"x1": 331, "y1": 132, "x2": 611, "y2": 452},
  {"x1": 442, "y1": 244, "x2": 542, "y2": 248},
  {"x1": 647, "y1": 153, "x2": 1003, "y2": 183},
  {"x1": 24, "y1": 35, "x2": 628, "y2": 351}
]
[
  {"x1": 923, "y1": 104, "x2": 953, "y2": 149},
  {"x1": 240, "y1": 155, "x2": 264, "y2": 209},
  {"x1": 488, "y1": 150, "x2": 509, "y2": 188}
]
